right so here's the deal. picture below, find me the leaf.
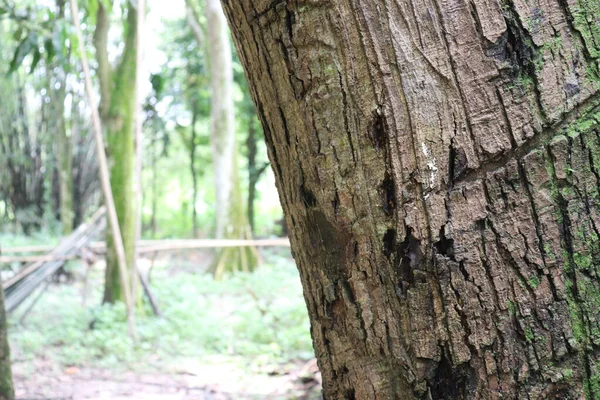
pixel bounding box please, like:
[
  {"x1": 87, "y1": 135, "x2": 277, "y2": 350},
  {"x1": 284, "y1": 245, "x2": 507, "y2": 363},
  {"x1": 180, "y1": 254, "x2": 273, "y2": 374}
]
[
  {"x1": 29, "y1": 49, "x2": 41, "y2": 74},
  {"x1": 44, "y1": 38, "x2": 55, "y2": 62},
  {"x1": 12, "y1": 26, "x2": 23, "y2": 41},
  {"x1": 9, "y1": 33, "x2": 37, "y2": 74},
  {"x1": 150, "y1": 73, "x2": 165, "y2": 95}
]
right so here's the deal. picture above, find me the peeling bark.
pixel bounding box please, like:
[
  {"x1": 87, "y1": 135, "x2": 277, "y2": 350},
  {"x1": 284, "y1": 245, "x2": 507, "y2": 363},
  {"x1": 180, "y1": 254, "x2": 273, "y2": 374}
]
[{"x1": 222, "y1": 0, "x2": 600, "y2": 398}]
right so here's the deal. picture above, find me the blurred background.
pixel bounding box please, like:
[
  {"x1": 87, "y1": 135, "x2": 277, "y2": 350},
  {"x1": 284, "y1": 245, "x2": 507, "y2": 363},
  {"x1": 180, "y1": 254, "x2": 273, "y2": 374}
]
[{"x1": 0, "y1": 0, "x2": 320, "y2": 398}]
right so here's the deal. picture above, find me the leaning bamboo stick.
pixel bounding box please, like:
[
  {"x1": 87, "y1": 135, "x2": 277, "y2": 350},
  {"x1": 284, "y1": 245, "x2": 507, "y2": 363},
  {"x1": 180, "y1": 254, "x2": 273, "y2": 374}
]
[{"x1": 69, "y1": 0, "x2": 136, "y2": 338}]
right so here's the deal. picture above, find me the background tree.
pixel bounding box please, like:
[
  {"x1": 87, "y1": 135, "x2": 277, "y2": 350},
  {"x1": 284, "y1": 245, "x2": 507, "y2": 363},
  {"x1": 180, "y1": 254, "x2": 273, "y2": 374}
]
[
  {"x1": 237, "y1": 78, "x2": 269, "y2": 235},
  {"x1": 188, "y1": 0, "x2": 257, "y2": 276},
  {"x1": 92, "y1": 0, "x2": 139, "y2": 303},
  {"x1": 47, "y1": 0, "x2": 73, "y2": 235},
  {"x1": 223, "y1": 0, "x2": 600, "y2": 398},
  {"x1": 0, "y1": 1, "x2": 98, "y2": 235}
]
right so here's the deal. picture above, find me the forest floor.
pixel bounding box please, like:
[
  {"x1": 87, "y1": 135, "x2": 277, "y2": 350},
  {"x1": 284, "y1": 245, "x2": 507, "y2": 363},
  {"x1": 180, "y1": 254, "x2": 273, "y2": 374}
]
[
  {"x1": 7, "y1": 248, "x2": 321, "y2": 399},
  {"x1": 12, "y1": 356, "x2": 320, "y2": 399}
]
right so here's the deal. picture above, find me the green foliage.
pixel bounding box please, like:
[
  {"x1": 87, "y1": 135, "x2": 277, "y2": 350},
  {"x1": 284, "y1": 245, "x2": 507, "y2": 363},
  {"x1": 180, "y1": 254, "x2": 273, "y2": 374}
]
[{"x1": 9, "y1": 252, "x2": 313, "y2": 369}]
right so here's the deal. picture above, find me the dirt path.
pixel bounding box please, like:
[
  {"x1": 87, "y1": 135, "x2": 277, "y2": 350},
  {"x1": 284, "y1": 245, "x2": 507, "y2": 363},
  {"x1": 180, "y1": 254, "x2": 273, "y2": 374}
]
[{"x1": 12, "y1": 357, "x2": 321, "y2": 400}]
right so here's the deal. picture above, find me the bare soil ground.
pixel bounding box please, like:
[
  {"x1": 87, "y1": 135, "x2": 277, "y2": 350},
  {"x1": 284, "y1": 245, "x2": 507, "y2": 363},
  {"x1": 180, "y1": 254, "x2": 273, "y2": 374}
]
[{"x1": 13, "y1": 356, "x2": 321, "y2": 399}]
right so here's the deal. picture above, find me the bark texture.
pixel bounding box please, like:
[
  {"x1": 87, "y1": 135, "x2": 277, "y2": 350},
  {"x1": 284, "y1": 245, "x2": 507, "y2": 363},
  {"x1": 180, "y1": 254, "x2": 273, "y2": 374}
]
[
  {"x1": 222, "y1": 0, "x2": 600, "y2": 398},
  {"x1": 94, "y1": 3, "x2": 138, "y2": 303},
  {"x1": 0, "y1": 274, "x2": 14, "y2": 400}
]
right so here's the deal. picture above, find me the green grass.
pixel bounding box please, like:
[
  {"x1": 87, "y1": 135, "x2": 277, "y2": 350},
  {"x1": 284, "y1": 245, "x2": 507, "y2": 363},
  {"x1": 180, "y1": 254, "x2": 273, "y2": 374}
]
[{"x1": 8, "y1": 250, "x2": 313, "y2": 371}]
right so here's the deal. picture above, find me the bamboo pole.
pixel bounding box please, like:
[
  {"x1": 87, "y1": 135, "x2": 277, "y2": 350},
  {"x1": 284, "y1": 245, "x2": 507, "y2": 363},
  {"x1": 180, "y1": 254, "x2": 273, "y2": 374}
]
[{"x1": 69, "y1": 0, "x2": 136, "y2": 338}]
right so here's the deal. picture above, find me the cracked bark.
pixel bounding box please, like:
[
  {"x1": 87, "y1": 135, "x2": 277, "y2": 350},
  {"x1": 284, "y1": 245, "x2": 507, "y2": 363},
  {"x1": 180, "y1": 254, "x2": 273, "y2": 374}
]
[{"x1": 222, "y1": 0, "x2": 600, "y2": 398}]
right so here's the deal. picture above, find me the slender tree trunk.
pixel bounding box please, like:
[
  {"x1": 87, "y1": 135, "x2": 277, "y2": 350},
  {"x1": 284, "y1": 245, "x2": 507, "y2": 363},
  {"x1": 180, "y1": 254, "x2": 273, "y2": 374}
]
[
  {"x1": 206, "y1": 0, "x2": 235, "y2": 240},
  {"x1": 246, "y1": 118, "x2": 268, "y2": 234},
  {"x1": 0, "y1": 280, "x2": 13, "y2": 400},
  {"x1": 0, "y1": 250, "x2": 14, "y2": 400},
  {"x1": 150, "y1": 136, "x2": 158, "y2": 239},
  {"x1": 223, "y1": 0, "x2": 600, "y2": 398},
  {"x1": 190, "y1": 0, "x2": 258, "y2": 276},
  {"x1": 94, "y1": 3, "x2": 138, "y2": 303},
  {"x1": 190, "y1": 102, "x2": 199, "y2": 237},
  {"x1": 53, "y1": 74, "x2": 73, "y2": 235},
  {"x1": 52, "y1": 0, "x2": 74, "y2": 235},
  {"x1": 246, "y1": 120, "x2": 258, "y2": 234}
]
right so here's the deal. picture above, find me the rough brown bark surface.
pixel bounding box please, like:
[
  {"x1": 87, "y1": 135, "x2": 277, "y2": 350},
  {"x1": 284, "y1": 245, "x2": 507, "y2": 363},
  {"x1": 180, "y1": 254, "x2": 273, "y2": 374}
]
[
  {"x1": 0, "y1": 277, "x2": 14, "y2": 399},
  {"x1": 222, "y1": 0, "x2": 600, "y2": 398}
]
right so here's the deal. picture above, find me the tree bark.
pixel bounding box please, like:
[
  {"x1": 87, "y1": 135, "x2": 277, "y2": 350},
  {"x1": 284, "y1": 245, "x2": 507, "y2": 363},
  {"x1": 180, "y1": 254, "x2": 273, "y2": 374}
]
[
  {"x1": 222, "y1": 0, "x2": 600, "y2": 398},
  {"x1": 0, "y1": 281, "x2": 14, "y2": 400},
  {"x1": 94, "y1": 2, "x2": 139, "y2": 303},
  {"x1": 0, "y1": 253, "x2": 14, "y2": 400}
]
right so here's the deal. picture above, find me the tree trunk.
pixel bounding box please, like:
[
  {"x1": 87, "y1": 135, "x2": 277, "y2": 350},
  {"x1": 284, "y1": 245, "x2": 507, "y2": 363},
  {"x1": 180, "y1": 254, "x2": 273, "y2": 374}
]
[
  {"x1": 94, "y1": 3, "x2": 138, "y2": 303},
  {"x1": 190, "y1": 101, "x2": 199, "y2": 237},
  {"x1": 53, "y1": 71, "x2": 73, "y2": 235},
  {"x1": 0, "y1": 252, "x2": 14, "y2": 400},
  {"x1": 246, "y1": 117, "x2": 269, "y2": 234},
  {"x1": 222, "y1": 0, "x2": 600, "y2": 398},
  {"x1": 206, "y1": 0, "x2": 236, "y2": 240},
  {"x1": 199, "y1": 0, "x2": 257, "y2": 276},
  {"x1": 52, "y1": 0, "x2": 74, "y2": 235},
  {"x1": 0, "y1": 281, "x2": 13, "y2": 400}
]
